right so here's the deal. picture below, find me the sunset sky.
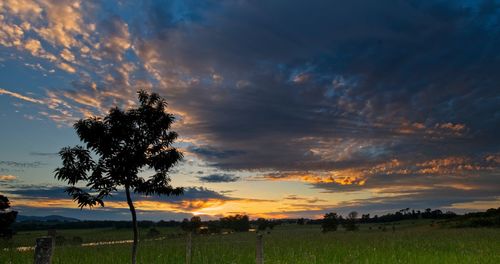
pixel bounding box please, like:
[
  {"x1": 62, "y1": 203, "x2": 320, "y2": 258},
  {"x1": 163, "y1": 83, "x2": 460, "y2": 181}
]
[{"x1": 0, "y1": 0, "x2": 499, "y2": 221}]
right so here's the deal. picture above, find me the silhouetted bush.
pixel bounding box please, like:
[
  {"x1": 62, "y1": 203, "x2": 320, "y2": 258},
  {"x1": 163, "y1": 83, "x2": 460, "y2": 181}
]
[
  {"x1": 147, "y1": 228, "x2": 161, "y2": 238},
  {"x1": 181, "y1": 216, "x2": 202, "y2": 233},
  {"x1": 322, "y1": 212, "x2": 340, "y2": 232},
  {"x1": 447, "y1": 208, "x2": 500, "y2": 228},
  {"x1": 55, "y1": 235, "x2": 66, "y2": 246},
  {"x1": 220, "y1": 214, "x2": 250, "y2": 232},
  {"x1": 342, "y1": 211, "x2": 359, "y2": 231}
]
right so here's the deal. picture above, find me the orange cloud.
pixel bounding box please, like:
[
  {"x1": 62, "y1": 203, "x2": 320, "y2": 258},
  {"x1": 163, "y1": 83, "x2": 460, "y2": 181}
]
[
  {"x1": 263, "y1": 170, "x2": 366, "y2": 186},
  {"x1": 0, "y1": 175, "x2": 17, "y2": 181},
  {"x1": 436, "y1": 122, "x2": 466, "y2": 132},
  {"x1": 396, "y1": 121, "x2": 467, "y2": 137},
  {"x1": 485, "y1": 154, "x2": 500, "y2": 164},
  {"x1": 449, "y1": 199, "x2": 500, "y2": 210},
  {"x1": 0, "y1": 88, "x2": 44, "y2": 104},
  {"x1": 415, "y1": 156, "x2": 491, "y2": 175}
]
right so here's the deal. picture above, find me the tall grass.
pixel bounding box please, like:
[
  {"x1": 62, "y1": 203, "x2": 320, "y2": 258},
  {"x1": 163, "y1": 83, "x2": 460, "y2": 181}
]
[{"x1": 2, "y1": 224, "x2": 499, "y2": 263}]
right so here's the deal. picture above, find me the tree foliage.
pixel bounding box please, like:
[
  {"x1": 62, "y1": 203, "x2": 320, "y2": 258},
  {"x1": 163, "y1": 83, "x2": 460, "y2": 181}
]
[
  {"x1": 343, "y1": 211, "x2": 359, "y2": 231},
  {"x1": 0, "y1": 195, "x2": 18, "y2": 239},
  {"x1": 181, "y1": 216, "x2": 202, "y2": 233},
  {"x1": 55, "y1": 90, "x2": 183, "y2": 207},
  {"x1": 220, "y1": 214, "x2": 250, "y2": 232},
  {"x1": 322, "y1": 212, "x2": 340, "y2": 232},
  {"x1": 256, "y1": 218, "x2": 276, "y2": 231}
]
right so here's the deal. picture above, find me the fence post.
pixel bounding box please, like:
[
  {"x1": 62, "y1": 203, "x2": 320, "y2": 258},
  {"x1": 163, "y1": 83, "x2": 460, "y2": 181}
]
[
  {"x1": 186, "y1": 232, "x2": 192, "y2": 264},
  {"x1": 256, "y1": 234, "x2": 263, "y2": 264},
  {"x1": 34, "y1": 237, "x2": 54, "y2": 264}
]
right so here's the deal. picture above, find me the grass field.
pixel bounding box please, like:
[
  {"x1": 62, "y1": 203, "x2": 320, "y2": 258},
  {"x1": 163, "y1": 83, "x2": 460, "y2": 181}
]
[{"x1": 2, "y1": 221, "x2": 499, "y2": 263}]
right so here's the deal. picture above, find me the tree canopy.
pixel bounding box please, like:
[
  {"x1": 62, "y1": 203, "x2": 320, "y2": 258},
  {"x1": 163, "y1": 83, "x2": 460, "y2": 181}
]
[
  {"x1": 0, "y1": 195, "x2": 18, "y2": 239},
  {"x1": 55, "y1": 90, "x2": 183, "y2": 207}
]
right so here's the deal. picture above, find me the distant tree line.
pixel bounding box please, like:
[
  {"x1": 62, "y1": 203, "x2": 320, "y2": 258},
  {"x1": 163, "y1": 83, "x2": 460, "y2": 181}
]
[
  {"x1": 9, "y1": 207, "x2": 500, "y2": 233},
  {"x1": 321, "y1": 211, "x2": 359, "y2": 232},
  {"x1": 358, "y1": 208, "x2": 458, "y2": 223},
  {"x1": 318, "y1": 207, "x2": 500, "y2": 232},
  {"x1": 299, "y1": 207, "x2": 462, "y2": 227},
  {"x1": 181, "y1": 214, "x2": 252, "y2": 234},
  {"x1": 446, "y1": 208, "x2": 500, "y2": 228}
]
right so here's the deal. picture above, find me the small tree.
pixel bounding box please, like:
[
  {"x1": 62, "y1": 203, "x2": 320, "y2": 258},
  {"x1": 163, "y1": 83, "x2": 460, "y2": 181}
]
[
  {"x1": 343, "y1": 211, "x2": 359, "y2": 231},
  {"x1": 181, "y1": 216, "x2": 202, "y2": 233},
  {"x1": 0, "y1": 195, "x2": 18, "y2": 239},
  {"x1": 321, "y1": 212, "x2": 340, "y2": 232},
  {"x1": 220, "y1": 214, "x2": 250, "y2": 232},
  {"x1": 256, "y1": 218, "x2": 269, "y2": 231},
  {"x1": 55, "y1": 90, "x2": 183, "y2": 264}
]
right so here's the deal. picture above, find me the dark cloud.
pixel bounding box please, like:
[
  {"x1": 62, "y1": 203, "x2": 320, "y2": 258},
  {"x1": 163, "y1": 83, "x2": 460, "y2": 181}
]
[
  {"x1": 188, "y1": 146, "x2": 245, "y2": 160},
  {"x1": 4, "y1": 185, "x2": 232, "y2": 203},
  {"x1": 128, "y1": 0, "x2": 500, "y2": 174},
  {"x1": 29, "y1": 152, "x2": 58, "y2": 157},
  {"x1": 198, "y1": 174, "x2": 240, "y2": 183},
  {"x1": 13, "y1": 206, "x2": 194, "y2": 221},
  {"x1": 133, "y1": 0, "x2": 500, "y2": 208},
  {"x1": 0, "y1": 161, "x2": 45, "y2": 168},
  {"x1": 284, "y1": 195, "x2": 327, "y2": 204}
]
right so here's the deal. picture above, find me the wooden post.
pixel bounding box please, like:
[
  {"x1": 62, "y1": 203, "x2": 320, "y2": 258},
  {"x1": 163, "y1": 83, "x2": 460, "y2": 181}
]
[
  {"x1": 34, "y1": 237, "x2": 54, "y2": 264},
  {"x1": 256, "y1": 234, "x2": 263, "y2": 264},
  {"x1": 186, "y1": 232, "x2": 192, "y2": 264}
]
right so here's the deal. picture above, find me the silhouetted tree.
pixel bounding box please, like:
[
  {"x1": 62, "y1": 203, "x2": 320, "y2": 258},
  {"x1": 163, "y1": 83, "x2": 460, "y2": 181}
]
[
  {"x1": 343, "y1": 211, "x2": 358, "y2": 231},
  {"x1": 220, "y1": 214, "x2": 250, "y2": 232},
  {"x1": 322, "y1": 212, "x2": 340, "y2": 232},
  {"x1": 256, "y1": 218, "x2": 269, "y2": 231},
  {"x1": 0, "y1": 195, "x2": 18, "y2": 239},
  {"x1": 360, "y1": 214, "x2": 370, "y2": 223},
  {"x1": 206, "y1": 220, "x2": 221, "y2": 234},
  {"x1": 55, "y1": 90, "x2": 183, "y2": 264}
]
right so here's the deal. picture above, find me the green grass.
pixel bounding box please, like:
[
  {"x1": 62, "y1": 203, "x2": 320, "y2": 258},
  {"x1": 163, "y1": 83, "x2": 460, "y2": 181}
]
[{"x1": 2, "y1": 223, "x2": 499, "y2": 263}]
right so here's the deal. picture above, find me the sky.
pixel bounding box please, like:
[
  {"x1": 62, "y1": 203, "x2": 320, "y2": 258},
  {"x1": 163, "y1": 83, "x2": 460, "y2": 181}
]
[{"x1": 0, "y1": 0, "x2": 499, "y2": 221}]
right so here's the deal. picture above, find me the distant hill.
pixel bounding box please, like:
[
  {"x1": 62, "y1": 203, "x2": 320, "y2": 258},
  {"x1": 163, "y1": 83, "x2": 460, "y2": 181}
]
[{"x1": 17, "y1": 215, "x2": 80, "y2": 222}]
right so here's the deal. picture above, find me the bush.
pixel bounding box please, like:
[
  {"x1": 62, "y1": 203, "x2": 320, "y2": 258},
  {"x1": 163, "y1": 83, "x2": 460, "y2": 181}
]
[
  {"x1": 342, "y1": 211, "x2": 359, "y2": 231},
  {"x1": 72, "y1": 236, "x2": 83, "y2": 245},
  {"x1": 55, "y1": 235, "x2": 66, "y2": 246},
  {"x1": 322, "y1": 213, "x2": 340, "y2": 232},
  {"x1": 147, "y1": 228, "x2": 161, "y2": 238},
  {"x1": 220, "y1": 214, "x2": 250, "y2": 232}
]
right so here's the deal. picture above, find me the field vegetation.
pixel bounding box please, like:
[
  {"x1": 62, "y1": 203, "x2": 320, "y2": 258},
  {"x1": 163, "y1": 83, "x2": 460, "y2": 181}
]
[{"x1": 2, "y1": 219, "x2": 500, "y2": 264}]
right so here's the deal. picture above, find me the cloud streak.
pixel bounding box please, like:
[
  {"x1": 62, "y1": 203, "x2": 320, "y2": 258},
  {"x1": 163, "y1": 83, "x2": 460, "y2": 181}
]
[
  {"x1": 0, "y1": 88, "x2": 44, "y2": 104},
  {"x1": 198, "y1": 174, "x2": 241, "y2": 183}
]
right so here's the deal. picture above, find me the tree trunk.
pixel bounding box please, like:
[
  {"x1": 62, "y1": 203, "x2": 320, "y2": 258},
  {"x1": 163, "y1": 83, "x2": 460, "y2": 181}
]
[{"x1": 125, "y1": 186, "x2": 138, "y2": 264}]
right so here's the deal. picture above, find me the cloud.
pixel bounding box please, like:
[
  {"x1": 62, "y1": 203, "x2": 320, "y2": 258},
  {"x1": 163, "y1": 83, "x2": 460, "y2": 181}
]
[
  {"x1": 57, "y1": 62, "x2": 76, "y2": 73},
  {"x1": 0, "y1": 160, "x2": 45, "y2": 168},
  {"x1": 0, "y1": 88, "x2": 44, "y2": 104},
  {"x1": 29, "y1": 152, "x2": 58, "y2": 157},
  {"x1": 3, "y1": 185, "x2": 281, "y2": 219},
  {"x1": 198, "y1": 174, "x2": 241, "y2": 183},
  {"x1": 0, "y1": 175, "x2": 17, "y2": 181}
]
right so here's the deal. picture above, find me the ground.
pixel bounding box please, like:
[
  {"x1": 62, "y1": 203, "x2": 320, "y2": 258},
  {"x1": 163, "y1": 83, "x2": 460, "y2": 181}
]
[{"x1": 2, "y1": 220, "x2": 499, "y2": 263}]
